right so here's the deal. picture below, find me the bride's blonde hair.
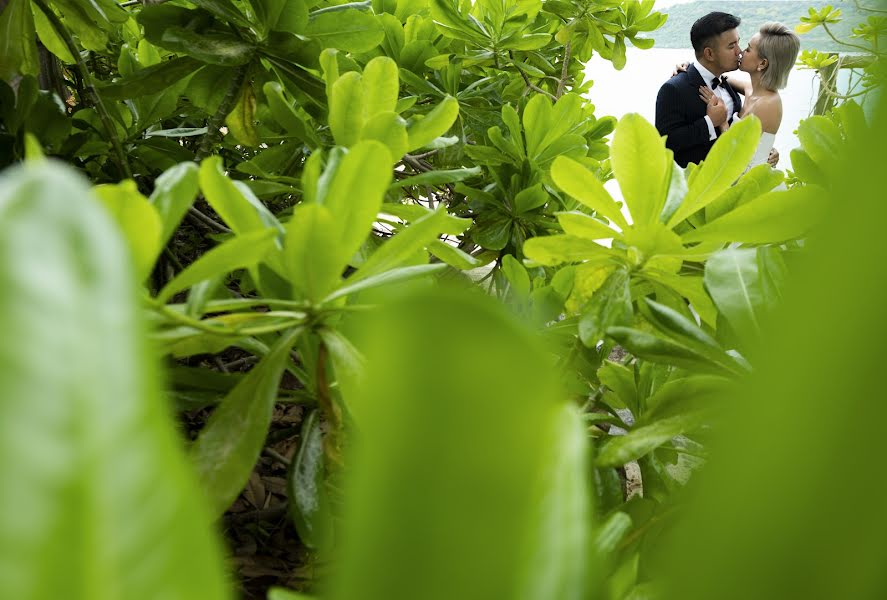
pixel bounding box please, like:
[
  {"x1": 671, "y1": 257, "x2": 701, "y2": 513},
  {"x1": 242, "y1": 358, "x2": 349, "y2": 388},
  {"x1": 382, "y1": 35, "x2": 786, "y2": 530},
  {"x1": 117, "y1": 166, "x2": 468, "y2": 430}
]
[{"x1": 757, "y1": 22, "x2": 801, "y2": 91}]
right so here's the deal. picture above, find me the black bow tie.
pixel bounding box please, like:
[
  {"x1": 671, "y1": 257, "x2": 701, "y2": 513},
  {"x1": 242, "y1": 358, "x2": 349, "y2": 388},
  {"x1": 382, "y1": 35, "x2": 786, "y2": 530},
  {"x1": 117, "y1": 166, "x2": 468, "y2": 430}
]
[{"x1": 711, "y1": 76, "x2": 727, "y2": 90}]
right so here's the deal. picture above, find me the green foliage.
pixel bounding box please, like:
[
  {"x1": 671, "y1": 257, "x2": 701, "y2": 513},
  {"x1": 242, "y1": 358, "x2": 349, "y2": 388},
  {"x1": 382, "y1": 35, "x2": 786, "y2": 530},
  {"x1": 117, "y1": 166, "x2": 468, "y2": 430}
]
[
  {"x1": 0, "y1": 1, "x2": 878, "y2": 599},
  {"x1": 0, "y1": 163, "x2": 231, "y2": 600}
]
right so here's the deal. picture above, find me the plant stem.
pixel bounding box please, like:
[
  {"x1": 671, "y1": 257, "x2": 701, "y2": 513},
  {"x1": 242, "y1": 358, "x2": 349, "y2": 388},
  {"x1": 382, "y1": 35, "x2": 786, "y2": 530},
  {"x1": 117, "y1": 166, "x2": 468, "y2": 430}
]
[
  {"x1": 556, "y1": 41, "x2": 572, "y2": 98},
  {"x1": 33, "y1": 0, "x2": 131, "y2": 179},
  {"x1": 196, "y1": 63, "x2": 250, "y2": 161},
  {"x1": 822, "y1": 23, "x2": 874, "y2": 54},
  {"x1": 512, "y1": 58, "x2": 557, "y2": 101},
  {"x1": 315, "y1": 343, "x2": 344, "y2": 469}
]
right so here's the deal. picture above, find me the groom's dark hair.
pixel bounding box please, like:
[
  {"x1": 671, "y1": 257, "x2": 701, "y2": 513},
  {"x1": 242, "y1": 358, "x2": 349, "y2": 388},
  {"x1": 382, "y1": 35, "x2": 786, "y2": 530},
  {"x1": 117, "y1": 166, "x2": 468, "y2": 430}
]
[{"x1": 691, "y1": 12, "x2": 741, "y2": 57}]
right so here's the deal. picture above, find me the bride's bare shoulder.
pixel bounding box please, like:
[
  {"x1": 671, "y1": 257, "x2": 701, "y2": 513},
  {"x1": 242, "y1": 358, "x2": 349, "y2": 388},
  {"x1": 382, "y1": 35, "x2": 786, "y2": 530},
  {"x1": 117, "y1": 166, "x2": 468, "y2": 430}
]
[{"x1": 750, "y1": 93, "x2": 782, "y2": 133}]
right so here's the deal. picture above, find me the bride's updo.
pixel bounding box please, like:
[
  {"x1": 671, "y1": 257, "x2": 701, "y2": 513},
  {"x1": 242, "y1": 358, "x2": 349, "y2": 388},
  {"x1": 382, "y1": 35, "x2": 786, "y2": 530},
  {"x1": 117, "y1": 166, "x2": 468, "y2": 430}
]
[{"x1": 757, "y1": 22, "x2": 801, "y2": 91}]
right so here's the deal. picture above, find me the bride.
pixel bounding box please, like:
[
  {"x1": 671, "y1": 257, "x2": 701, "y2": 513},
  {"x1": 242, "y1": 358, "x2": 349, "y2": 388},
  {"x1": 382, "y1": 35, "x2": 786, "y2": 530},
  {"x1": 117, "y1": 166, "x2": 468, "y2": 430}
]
[{"x1": 698, "y1": 22, "x2": 801, "y2": 171}]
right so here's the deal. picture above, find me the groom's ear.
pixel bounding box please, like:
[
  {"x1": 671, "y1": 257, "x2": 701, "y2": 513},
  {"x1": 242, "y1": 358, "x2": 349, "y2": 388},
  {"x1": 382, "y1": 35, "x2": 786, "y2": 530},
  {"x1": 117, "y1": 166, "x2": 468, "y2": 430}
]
[{"x1": 702, "y1": 46, "x2": 713, "y2": 61}]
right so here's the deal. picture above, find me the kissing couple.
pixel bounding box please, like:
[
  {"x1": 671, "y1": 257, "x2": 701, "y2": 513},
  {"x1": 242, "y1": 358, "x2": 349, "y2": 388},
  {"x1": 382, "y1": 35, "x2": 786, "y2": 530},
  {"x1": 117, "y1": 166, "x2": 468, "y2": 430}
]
[{"x1": 656, "y1": 12, "x2": 801, "y2": 173}]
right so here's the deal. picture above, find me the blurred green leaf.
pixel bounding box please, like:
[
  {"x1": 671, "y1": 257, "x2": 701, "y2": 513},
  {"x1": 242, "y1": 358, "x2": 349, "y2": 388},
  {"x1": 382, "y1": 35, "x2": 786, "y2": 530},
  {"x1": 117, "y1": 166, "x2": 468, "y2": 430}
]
[
  {"x1": 0, "y1": 163, "x2": 231, "y2": 600},
  {"x1": 331, "y1": 285, "x2": 587, "y2": 600},
  {"x1": 94, "y1": 180, "x2": 163, "y2": 281}
]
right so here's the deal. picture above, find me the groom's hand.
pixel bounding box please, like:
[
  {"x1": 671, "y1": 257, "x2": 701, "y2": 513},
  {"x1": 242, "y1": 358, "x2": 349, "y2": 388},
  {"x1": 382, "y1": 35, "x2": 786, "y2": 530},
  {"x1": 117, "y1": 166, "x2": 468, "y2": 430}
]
[
  {"x1": 768, "y1": 148, "x2": 780, "y2": 167},
  {"x1": 706, "y1": 95, "x2": 727, "y2": 127}
]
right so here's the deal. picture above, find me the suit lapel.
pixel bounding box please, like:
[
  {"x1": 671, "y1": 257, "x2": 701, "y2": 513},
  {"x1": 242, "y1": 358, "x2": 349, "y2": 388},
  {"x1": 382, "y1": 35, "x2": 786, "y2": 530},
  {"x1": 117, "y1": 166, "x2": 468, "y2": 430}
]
[{"x1": 687, "y1": 64, "x2": 707, "y2": 91}]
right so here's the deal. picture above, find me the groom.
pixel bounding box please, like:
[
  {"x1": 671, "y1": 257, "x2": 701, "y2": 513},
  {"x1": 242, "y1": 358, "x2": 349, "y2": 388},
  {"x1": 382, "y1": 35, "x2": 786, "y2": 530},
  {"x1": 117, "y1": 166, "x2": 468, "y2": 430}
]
[{"x1": 655, "y1": 12, "x2": 747, "y2": 168}]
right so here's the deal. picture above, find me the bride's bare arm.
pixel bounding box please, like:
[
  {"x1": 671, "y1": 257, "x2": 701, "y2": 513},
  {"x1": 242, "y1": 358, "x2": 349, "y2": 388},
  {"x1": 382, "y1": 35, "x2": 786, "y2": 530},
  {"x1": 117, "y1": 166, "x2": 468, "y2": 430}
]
[{"x1": 724, "y1": 74, "x2": 751, "y2": 96}]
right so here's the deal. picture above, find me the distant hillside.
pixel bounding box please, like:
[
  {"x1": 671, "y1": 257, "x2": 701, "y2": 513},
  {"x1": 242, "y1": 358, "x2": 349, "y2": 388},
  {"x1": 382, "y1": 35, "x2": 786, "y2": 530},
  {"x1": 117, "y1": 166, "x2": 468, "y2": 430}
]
[{"x1": 651, "y1": 1, "x2": 869, "y2": 51}]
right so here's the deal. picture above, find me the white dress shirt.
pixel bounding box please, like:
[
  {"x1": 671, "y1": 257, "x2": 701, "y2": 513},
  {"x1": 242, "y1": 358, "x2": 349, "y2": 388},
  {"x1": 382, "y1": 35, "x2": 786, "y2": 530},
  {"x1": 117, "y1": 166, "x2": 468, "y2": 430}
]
[{"x1": 695, "y1": 62, "x2": 735, "y2": 141}]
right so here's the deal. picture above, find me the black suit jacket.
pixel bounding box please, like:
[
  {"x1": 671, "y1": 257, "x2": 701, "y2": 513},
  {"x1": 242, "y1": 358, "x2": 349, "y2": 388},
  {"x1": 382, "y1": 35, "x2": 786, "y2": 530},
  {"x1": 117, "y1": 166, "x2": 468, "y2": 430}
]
[{"x1": 655, "y1": 64, "x2": 743, "y2": 168}]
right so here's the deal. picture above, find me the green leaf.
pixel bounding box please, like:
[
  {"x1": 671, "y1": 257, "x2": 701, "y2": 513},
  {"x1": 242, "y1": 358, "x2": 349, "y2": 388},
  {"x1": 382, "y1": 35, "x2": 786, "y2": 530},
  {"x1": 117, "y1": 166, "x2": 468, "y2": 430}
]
[
  {"x1": 388, "y1": 166, "x2": 481, "y2": 191},
  {"x1": 523, "y1": 234, "x2": 616, "y2": 266},
  {"x1": 246, "y1": 0, "x2": 288, "y2": 36},
  {"x1": 94, "y1": 180, "x2": 163, "y2": 281},
  {"x1": 100, "y1": 57, "x2": 203, "y2": 100},
  {"x1": 502, "y1": 253, "x2": 531, "y2": 297},
  {"x1": 362, "y1": 111, "x2": 409, "y2": 159},
  {"x1": 667, "y1": 116, "x2": 761, "y2": 227},
  {"x1": 550, "y1": 156, "x2": 629, "y2": 230},
  {"x1": 522, "y1": 94, "x2": 552, "y2": 159},
  {"x1": 640, "y1": 299, "x2": 738, "y2": 372},
  {"x1": 329, "y1": 286, "x2": 587, "y2": 600},
  {"x1": 502, "y1": 32, "x2": 551, "y2": 50},
  {"x1": 323, "y1": 140, "x2": 393, "y2": 271},
  {"x1": 0, "y1": 0, "x2": 38, "y2": 80},
  {"x1": 704, "y1": 248, "x2": 769, "y2": 352},
  {"x1": 191, "y1": 328, "x2": 302, "y2": 516},
  {"x1": 351, "y1": 207, "x2": 465, "y2": 281},
  {"x1": 153, "y1": 27, "x2": 255, "y2": 66},
  {"x1": 285, "y1": 203, "x2": 342, "y2": 302},
  {"x1": 362, "y1": 56, "x2": 399, "y2": 119},
  {"x1": 427, "y1": 240, "x2": 481, "y2": 270},
  {"x1": 31, "y1": 2, "x2": 75, "y2": 63},
  {"x1": 263, "y1": 81, "x2": 315, "y2": 143},
  {"x1": 287, "y1": 410, "x2": 330, "y2": 548},
  {"x1": 329, "y1": 71, "x2": 364, "y2": 147},
  {"x1": 597, "y1": 410, "x2": 707, "y2": 468},
  {"x1": 514, "y1": 184, "x2": 548, "y2": 214},
  {"x1": 190, "y1": 0, "x2": 251, "y2": 27},
  {"x1": 268, "y1": 589, "x2": 316, "y2": 600},
  {"x1": 611, "y1": 113, "x2": 669, "y2": 227},
  {"x1": 199, "y1": 156, "x2": 279, "y2": 234},
  {"x1": 429, "y1": 0, "x2": 489, "y2": 45},
  {"x1": 704, "y1": 164, "x2": 783, "y2": 222},
  {"x1": 599, "y1": 360, "x2": 638, "y2": 413},
  {"x1": 150, "y1": 162, "x2": 200, "y2": 249},
  {"x1": 593, "y1": 512, "x2": 633, "y2": 557},
  {"x1": 159, "y1": 229, "x2": 278, "y2": 303},
  {"x1": 226, "y1": 81, "x2": 260, "y2": 147},
  {"x1": 556, "y1": 211, "x2": 620, "y2": 241},
  {"x1": 274, "y1": 0, "x2": 309, "y2": 34},
  {"x1": 406, "y1": 95, "x2": 460, "y2": 150},
  {"x1": 681, "y1": 185, "x2": 829, "y2": 245},
  {"x1": 640, "y1": 271, "x2": 717, "y2": 327},
  {"x1": 797, "y1": 115, "x2": 842, "y2": 166},
  {"x1": 306, "y1": 8, "x2": 384, "y2": 53},
  {"x1": 607, "y1": 326, "x2": 741, "y2": 376},
  {"x1": 643, "y1": 372, "x2": 726, "y2": 425},
  {"x1": 521, "y1": 403, "x2": 590, "y2": 599},
  {"x1": 579, "y1": 267, "x2": 632, "y2": 346},
  {"x1": 0, "y1": 162, "x2": 231, "y2": 600}
]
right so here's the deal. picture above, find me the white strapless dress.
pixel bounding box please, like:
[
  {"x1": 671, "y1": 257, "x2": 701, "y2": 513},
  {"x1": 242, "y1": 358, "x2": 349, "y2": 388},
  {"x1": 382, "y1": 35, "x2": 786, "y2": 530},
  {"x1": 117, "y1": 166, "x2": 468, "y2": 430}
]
[{"x1": 732, "y1": 113, "x2": 775, "y2": 172}]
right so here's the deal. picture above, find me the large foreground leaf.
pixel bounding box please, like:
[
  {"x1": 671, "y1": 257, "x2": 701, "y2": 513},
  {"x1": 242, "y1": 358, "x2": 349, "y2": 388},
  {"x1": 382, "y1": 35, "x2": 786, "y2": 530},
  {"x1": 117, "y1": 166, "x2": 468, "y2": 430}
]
[
  {"x1": 331, "y1": 285, "x2": 590, "y2": 600},
  {"x1": 0, "y1": 163, "x2": 231, "y2": 600}
]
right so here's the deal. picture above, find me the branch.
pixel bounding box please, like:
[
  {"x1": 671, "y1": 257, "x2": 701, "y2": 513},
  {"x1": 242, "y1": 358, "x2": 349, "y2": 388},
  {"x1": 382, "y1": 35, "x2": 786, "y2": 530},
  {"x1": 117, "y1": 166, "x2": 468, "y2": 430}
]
[
  {"x1": 509, "y1": 52, "x2": 557, "y2": 101},
  {"x1": 196, "y1": 64, "x2": 251, "y2": 161},
  {"x1": 556, "y1": 41, "x2": 572, "y2": 98},
  {"x1": 33, "y1": 0, "x2": 131, "y2": 179},
  {"x1": 822, "y1": 23, "x2": 874, "y2": 54}
]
